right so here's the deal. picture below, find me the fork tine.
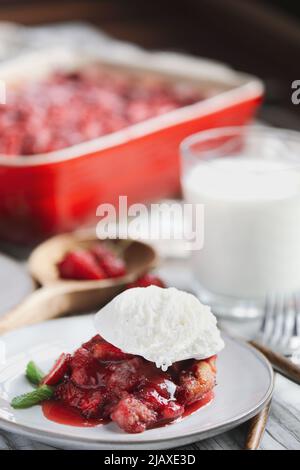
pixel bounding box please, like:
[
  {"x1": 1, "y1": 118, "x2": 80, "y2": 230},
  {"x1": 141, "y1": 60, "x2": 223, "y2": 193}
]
[
  {"x1": 293, "y1": 294, "x2": 300, "y2": 337},
  {"x1": 271, "y1": 294, "x2": 285, "y2": 346},
  {"x1": 261, "y1": 300, "x2": 268, "y2": 332},
  {"x1": 259, "y1": 292, "x2": 300, "y2": 356},
  {"x1": 280, "y1": 294, "x2": 291, "y2": 349},
  {"x1": 262, "y1": 295, "x2": 274, "y2": 343}
]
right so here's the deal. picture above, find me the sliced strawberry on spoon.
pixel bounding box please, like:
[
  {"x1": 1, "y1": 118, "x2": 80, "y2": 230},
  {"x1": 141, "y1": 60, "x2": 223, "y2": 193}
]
[
  {"x1": 42, "y1": 353, "x2": 71, "y2": 386},
  {"x1": 100, "y1": 253, "x2": 126, "y2": 278},
  {"x1": 57, "y1": 250, "x2": 107, "y2": 280},
  {"x1": 90, "y1": 244, "x2": 112, "y2": 260},
  {"x1": 91, "y1": 245, "x2": 127, "y2": 278}
]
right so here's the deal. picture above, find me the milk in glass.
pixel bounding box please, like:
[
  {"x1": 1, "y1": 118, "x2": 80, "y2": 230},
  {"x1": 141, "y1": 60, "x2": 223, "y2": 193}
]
[{"x1": 183, "y1": 157, "x2": 300, "y2": 299}]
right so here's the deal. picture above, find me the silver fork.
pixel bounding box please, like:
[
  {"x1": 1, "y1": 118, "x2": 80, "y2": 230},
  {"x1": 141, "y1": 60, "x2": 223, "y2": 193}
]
[{"x1": 259, "y1": 293, "x2": 300, "y2": 364}]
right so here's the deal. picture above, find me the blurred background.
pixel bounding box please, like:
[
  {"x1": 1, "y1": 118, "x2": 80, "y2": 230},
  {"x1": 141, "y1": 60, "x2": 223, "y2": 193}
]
[{"x1": 0, "y1": 0, "x2": 299, "y2": 128}]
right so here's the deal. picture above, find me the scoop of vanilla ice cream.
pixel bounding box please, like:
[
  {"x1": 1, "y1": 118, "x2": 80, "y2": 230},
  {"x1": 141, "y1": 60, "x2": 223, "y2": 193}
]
[{"x1": 94, "y1": 286, "x2": 224, "y2": 370}]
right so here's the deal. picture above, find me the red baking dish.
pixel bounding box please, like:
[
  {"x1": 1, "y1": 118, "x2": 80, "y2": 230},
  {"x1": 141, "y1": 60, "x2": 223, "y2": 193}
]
[{"x1": 0, "y1": 47, "x2": 263, "y2": 243}]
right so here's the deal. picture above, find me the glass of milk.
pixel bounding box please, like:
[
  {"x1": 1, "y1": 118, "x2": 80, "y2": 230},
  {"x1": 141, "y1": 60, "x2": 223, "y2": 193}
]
[{"x1": 181, "y1": 126, "x2": 300, "y2": 318}]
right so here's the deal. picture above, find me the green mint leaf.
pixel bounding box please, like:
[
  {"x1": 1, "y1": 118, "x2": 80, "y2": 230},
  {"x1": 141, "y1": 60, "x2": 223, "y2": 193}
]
[
  {"x1": 26, "y1": 361, "x2": 45, "y2": 386},
  {"x1": 11, "y1": 385, "x2": 53, "y2": 409}
]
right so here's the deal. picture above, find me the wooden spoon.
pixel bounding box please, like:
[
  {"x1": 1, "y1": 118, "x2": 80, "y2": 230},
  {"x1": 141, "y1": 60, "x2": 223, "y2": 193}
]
[{"x1": 0, "y1": 232, "x2": 157, "y2": 335}]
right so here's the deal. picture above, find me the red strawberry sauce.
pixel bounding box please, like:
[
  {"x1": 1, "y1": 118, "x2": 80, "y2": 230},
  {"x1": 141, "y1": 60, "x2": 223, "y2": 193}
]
[
  {"x1": 42, "y1": 401, "x2": 107, "y2": 427},
  {"x1": 42, "y1": 390, "x2": 214, "y2": 428}
]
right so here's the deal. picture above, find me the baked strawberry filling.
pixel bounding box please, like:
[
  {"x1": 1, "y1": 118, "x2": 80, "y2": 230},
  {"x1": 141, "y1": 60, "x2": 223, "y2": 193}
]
[
  {"x1": 0, "y1": 69, "x2": 202, "y2": 156},
  {"x1": 42, "y1": 335, "x2": 217, "y2": 433}
]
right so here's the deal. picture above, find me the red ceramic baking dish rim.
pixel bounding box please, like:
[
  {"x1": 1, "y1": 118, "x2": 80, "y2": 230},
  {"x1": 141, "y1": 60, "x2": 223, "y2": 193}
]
[{"x1": 0, "y1": 78, "x2": 264, "y2": 167}]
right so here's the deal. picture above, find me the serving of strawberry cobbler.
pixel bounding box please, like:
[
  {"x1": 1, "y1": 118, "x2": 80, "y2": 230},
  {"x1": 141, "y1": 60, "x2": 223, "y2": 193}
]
[
  {"x1": 49, "y1": 335, "x2": 216, "y2": 433},
  {"x1": 12, "y1": 335, "x2": 217, "y2": 434},
  {"x1": 11, "y1": 287, "x2": 223, "y2": 434}
]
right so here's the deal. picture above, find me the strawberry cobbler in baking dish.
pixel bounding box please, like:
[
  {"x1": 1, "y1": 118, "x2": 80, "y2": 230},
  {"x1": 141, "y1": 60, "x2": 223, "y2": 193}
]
[
  {"x1": 11, "y1": 287, "x2": 224, "y2": 433},
  {"x1": 0, "y1": 68, "x2": 203, "y2": 156}
]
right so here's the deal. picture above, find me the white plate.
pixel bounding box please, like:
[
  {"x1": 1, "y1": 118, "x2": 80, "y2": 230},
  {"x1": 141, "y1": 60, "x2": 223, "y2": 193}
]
[
  {"x1": 0, "y1": 315, "x2": 273, "y2": 450},
  {"x1": 0, "y1": 253, "x2": 33, "y2": 317}
]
